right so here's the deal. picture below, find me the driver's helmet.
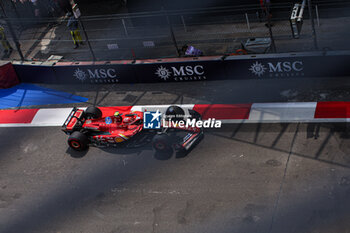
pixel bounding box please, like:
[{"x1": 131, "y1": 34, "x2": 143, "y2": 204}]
[
  {"x1": 123, "y1": 116, "x2": 134, "y2": 125},
  {"x1": 114, "y1": 111, "x2": 122, "y2": 122}
]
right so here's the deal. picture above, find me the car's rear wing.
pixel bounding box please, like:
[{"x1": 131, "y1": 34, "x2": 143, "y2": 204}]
[{"x1": 62, "y1": 107, "x2": 85, "y2": 134}]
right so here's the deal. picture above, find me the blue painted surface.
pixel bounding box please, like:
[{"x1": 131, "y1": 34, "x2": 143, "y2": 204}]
[{"x1": 0, "y1": 83, "x2": 88, "y2": 109}]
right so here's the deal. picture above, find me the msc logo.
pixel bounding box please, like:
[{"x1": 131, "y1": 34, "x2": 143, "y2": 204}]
[
  {"x1": 155, "y1": 66, "x2": 172, "y2": 80},
  {"x1": 73, "y1": 68, "x2": 118, "y2": 83},
  {"x1": 249, "y1": 61, "x2": 304, "y2": 77},
  {"x1": 172, "y1": 65, "x2": 204, "y2": 76},
  {"x1": 143, "y1": 110, "x2": 162, "y2": 129},
  {"x1": 249, "y1": 62, "x2": 267, "y2": 77},
  {"x1": 155, "y1": 65, "x2": 206, "y2": 81},
  {"x1": 73, "y1": 68, "x2": 88, "y2": 81}
]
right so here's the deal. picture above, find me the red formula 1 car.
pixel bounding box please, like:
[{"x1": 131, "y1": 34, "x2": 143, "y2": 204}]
[{"x1": 62, "y1": 106, "x2": 203, "y2": 154}]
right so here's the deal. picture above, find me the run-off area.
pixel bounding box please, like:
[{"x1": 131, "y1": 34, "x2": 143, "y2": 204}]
[{"x1": 0, "y1": 123, "x2": 349, "y2": 233}]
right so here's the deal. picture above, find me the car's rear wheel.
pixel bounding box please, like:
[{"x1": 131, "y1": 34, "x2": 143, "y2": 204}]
[
  {"x1": 68, "y1": 131, "x2": 89, "y2": 151},
  {"x1": 84, "y1": 106, "x2": 102, "y2": 119},
  {"x1": 152, "y1": 133, "x2": 172, "y2": 152}
]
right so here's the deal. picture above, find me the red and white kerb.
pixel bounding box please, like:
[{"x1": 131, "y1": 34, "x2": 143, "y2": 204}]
[{"x1": 0, "y1": 102, "x2": 349, "y2": 127}]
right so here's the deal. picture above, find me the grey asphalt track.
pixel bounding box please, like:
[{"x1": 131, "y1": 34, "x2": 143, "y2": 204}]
[
  {"x1": 0, "y1": 76, "x2": 349, "y2": 233},
  {"x1": 0, "y1": 123, "x2": 349, "y2": 233}
]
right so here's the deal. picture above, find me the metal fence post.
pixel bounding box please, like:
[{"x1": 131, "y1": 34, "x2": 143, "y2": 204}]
[
  {"x1": 315, "y1": 5, "x2": 320, "y2": 27},
  {"x1": 266, "y1": 4, "x2": 276, "y2": 52},
  {"x1": 181, "y1": 15, "x2": 187, "y2": 32},
  {"x1": 163, "y1": 9, "x2": 180, "y2": 57},
  {"x1": 9, "y1": 0, "x2": 22, "y2": 29},
  {"x1": 0, "y1": 2, "x2": 24, "y2": 61},
  {"x1": 245, "y1": 13, "x2": 251, "y2": 31},
  {"x1": 78, "y1": 18, "x2": 96, "y2": 61},
  {"x1": 121, "y1": 18, "x2": 128, "y2": 36},
  {"x1": 308, "y1": 0, "x2": 318, "y2": 50}
]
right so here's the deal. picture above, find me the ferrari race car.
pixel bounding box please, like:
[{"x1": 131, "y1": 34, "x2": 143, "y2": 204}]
[{"x1": 62, "y1": 106, "x2": 203, "y2": 154}]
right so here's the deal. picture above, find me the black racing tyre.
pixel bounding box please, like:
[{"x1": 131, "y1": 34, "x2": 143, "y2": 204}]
[
  {"x1": 188, "y1": 109, "x2": 201, "y2": 120},
  {"x1": 152, "y1": 133, "x2": 172, "y2": 152},
  {"x1": 85, "y1": 106, "x2": 102, "y2": 119},
  {"x1": 165, "y1": 105, "x2": 185, "y2": 121},
  {"x1": 68, "y1": 131, "x2": 89, "y2": 151}
]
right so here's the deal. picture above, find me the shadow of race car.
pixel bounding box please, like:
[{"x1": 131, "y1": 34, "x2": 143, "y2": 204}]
[{"x1": 62, "y1": 105, "x2": 203, "y2": 154}]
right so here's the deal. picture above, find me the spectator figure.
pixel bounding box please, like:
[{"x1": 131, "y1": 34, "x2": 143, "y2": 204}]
[
  {"x1": 31, "y1": 0, "x2": 40, "y2": 17},
  {"x1": 58, "y1": 0, "x2": 72, "y2": 14},
  {"x1": 262, "y1": 0, "x2": 273, "y2": 27},
  {"x1": 0, "y1": 25, "x2": 13, "y2": 57},
  {"x1": 181, "y1": 44, "x2": 203, "y2": 57},
  {"x1": 46, "y1": 0, "x2": 60, "y2": 17},
  {"x1": 67, "y1": 13, "x2": 83, "y2": 49},
  {"x1": 51, "y1": 0, "x2": 64, "y2": 15},
  {"x1": 259, "y1": 0, "x2": 267, "y2": 21}
]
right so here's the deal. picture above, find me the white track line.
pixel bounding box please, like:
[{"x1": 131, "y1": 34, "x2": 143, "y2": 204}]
[
  {"x1": 31, "y1": 108, "x2": 74, "y2": 126},
  {"x1": 248, "y1": 102, "x2": 317, "y2": 122}
]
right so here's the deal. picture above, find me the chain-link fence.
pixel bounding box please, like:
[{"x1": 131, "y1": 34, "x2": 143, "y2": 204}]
[{"x1": 1, "y1": 1, "x2": 350, "y2": 62}]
